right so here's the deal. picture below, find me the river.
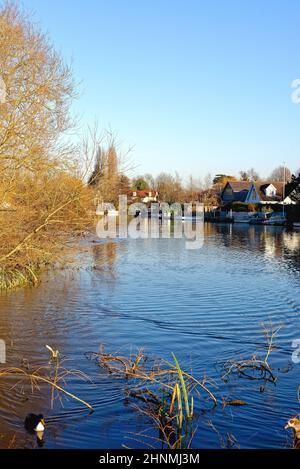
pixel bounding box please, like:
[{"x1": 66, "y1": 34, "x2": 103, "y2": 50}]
[{"x1": 0, "y1": 222, "x2": 300, "y2": 448}]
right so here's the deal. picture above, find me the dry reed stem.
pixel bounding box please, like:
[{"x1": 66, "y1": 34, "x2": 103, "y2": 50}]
[
  {"x1": 88, "y1": 347, "x2": 217, "y2": 449},
  {"x1": 87, "y1": 349, "x2": 217, "y2": 405},
  {"x1": 222, "y1": 321, "x2": 281, "y2": 384},
  {"x1": 0, "y1": 366, "x2": 94, "y2": 411}
]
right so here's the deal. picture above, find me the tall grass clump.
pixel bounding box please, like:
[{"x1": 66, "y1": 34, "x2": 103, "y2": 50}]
[{"x1": 87, "y1": 347, "x2": 217, "y2": 448}]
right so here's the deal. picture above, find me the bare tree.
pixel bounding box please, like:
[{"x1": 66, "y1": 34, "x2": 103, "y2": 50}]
[
  {"x1": 155, "y1": 172, "x2": 183, "y2": 204},
  {"x1": 270, "y1": 165, "x2": 292, "y2": 182},
  {"x1": 86, "y1": 125, "x2": 134, "y2": 204},
  {"x1": 185, "y1": 175, "x2": 202, "y2": 202},
  {"x1": 239, "y1": 168, "x2": 260, "y2": 181},
  {"x1": 0, "y1": 3, "x2": 94, "y2": 288},
  {"x1": 88, "y1": 142, "x2": 120, "y2": 204},
  {"x1": 0, "y1": 3, "x2": 75, "y2": 172},
  {"x1": 239, "y1": 171, "x2": 249, "y2": 181},
  {"x1": 203, "y1": 172, "x2": 213, "y2": 189},
  {"x1": 248, "y1": 168, "x2": 260, "y2": 181},
  {"x1": 143, "y1": 173, "x2": 155, "y2": 189}
]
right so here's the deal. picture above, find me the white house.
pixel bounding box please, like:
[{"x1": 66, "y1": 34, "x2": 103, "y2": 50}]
[{"x1": 245, "y1": 182, "x2": 295, "y2": 205}]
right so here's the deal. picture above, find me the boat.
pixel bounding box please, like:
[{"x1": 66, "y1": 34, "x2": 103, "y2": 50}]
[
  {"x1": 294, "y1": 222, "x2": 300, "y2": 229},
  {"x1": 233, "y1": 213, "x2": 255, "y2": 223},
  {"x1": 262, "y1": 213, "x2": 287, "y2": 226},
  {"x1": 248, "y1": 213, "x2": 271, "y2": 225}
]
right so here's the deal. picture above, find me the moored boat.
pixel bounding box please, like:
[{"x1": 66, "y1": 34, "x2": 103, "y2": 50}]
[
  {"x1": 262, "y1": 213, "x2": 287, "y2": 226},
  {"x1": 233, "y1": 213, "x2": 255, "y2": 223},
  {"x1": 249, "y1": 213, "x2": 271, "y2": 225}
]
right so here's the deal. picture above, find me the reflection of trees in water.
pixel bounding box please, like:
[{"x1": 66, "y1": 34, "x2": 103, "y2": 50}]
[
  {"x1": 257, "y1": 228, "x2": 300, "y2": 263},
  {"x1": 92, "y1": 242, "x2": 117, "y2": 277},
  {"x1": 281, "y1": 231, "x2": 300, "y2": 274},
  {"x1": 207, "y1": 223, "x2": 300, "y2": 272}
]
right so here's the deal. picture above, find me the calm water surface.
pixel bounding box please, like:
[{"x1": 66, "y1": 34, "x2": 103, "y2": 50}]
[{"x1": 1, "y1": 223, "x2": 300, "y2": 449}]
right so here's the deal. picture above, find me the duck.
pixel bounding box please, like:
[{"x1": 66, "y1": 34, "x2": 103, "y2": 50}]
[
  {"x1": 24, "y1": 413, "x2": 45, "y2": 434},
  {"x1": 285, "y1": 418, "x2": 300, "y2": 448}
]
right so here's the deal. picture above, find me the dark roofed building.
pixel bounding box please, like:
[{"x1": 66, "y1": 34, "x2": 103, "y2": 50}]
[{"x1": 221, "y1": 181, "x2": 252, "y2": 203}]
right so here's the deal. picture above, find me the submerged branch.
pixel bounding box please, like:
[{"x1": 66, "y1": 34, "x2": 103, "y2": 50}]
[{"x1": 0, "y1": 363, "x2": 94, "y2": 412}]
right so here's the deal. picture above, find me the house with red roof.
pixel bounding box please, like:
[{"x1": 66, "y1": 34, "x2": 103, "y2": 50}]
[{"x1": 129, "y1": 189, "x2": 159, "y2": 203}]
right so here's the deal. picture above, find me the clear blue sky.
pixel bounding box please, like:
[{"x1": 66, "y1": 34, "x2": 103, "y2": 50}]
[{"x1": 19, "y1": 0, "x2": 300, "y2": 179}]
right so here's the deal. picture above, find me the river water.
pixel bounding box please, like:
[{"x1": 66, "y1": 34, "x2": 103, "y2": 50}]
[{"x1": 0, "y1": 222, "x2": 300, "y2": 448}]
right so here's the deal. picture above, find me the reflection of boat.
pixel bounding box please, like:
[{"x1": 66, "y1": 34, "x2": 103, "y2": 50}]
[
  {"x1": 182, "y1": 215, "x2": 199, "y2": 221},
  {"x1": 262, "y1": 213, "x2": 287, "y2": 226},
  {"x1": 234, "y1": 213, "x2": 255, "y2": 223},
  {"x1": 294, "y1": 222, "x2": 300, "y2": 229},
  {"x1": 249, "y1": 213, "x2": 271, "y2": 225}
]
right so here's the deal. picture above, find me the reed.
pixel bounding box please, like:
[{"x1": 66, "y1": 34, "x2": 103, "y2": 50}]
[
  {"x1": 88, "y1": 347, "x2": 217, "y2": 448},
  {"x1": 172, "y1": 352, "x2": 193, "y2": 420},
  {"x1": 222, "y1": 321, "x2": 282, "y2": 384},
  {"x1": 0, "y1": 265, "x2": 41, "y2": 289},
  {"x1": 0, "y1": 347, "x2": 94, "y2": 412}
]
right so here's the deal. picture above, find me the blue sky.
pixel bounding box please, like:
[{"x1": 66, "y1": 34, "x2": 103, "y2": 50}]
[{"x1": 18, "y1": 0, "x2": 300, "y2": 179}]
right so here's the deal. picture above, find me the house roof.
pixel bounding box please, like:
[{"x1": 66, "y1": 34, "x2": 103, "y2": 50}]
[
  {"x1": 224, "y1": 181, "x2": 253, "y2": 192},
  {"x1": 251, "y1": 181, "x2": 284, "y2": 201},
  {"x1": 221, "y1": 181, "x2": 252, "y2": 201}
]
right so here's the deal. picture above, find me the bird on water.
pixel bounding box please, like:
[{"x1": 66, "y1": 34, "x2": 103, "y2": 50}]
[
  {"x1": 24, "y1": 413, "x2": 45, "y2": 434},
  {"x1": 285, "y1": 418, "x2": 300, "y2": 449}
]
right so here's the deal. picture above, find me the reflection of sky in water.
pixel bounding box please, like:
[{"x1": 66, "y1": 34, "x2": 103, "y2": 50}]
[{"x1": 0, "y1": 223, "x2": 300, "y2": 448}]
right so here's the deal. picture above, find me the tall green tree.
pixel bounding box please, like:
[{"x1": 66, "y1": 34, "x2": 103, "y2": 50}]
[{"x1": 132, "y1": 177, "x2": 149, "y2": 191}]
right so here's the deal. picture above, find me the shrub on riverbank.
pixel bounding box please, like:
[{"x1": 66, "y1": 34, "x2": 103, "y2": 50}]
[
  {"x1": 0, "y1": 3, "x2": 95, "y2": 288},
  {"x1": 0, "y1": 171, "x2": 95, "y2": 288}
]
